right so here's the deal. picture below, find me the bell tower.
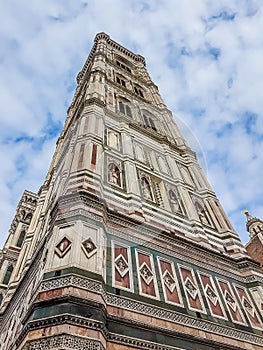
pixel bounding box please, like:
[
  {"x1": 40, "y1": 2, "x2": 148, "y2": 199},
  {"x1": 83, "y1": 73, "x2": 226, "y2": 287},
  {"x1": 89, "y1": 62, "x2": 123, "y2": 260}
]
[{"x1": 0, "y1": 32, "x2": 263, "y2": 350}]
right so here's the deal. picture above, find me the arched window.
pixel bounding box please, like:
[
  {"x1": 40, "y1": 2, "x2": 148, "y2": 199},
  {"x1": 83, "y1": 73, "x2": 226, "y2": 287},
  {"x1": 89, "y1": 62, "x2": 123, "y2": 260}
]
[
  {"x1": 143, "y1": 113, "x2": 157, "y2": 132},
  {"x1": 108, "y1": 163, "x2": 121, "y2": 187},
  {"x1": 116, "y1": 75, "x2": 126, "y2": 87},
  {"x1": 3, "y1": 264, "x2": 13, "y2": 285},
  {"x1": 116, "y1": 60, "x2": 131, "y2": 73},
  {"x1": 134, "y1": 85, "x2": 144, "y2": 98},
  {"x1": 16, "y1": 230, "x2": 26, "y2": 248},
  {"x1": 118, "y1": 101, "x2": 132, "y2": 117}
]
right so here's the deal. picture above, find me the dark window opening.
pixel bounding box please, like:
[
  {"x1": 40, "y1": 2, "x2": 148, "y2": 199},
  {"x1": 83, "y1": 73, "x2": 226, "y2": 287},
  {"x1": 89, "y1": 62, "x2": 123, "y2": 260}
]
[
  {"x1": 143, "y1": 114, "x2": 156, "y2": 131},
  {"x1": 149, "y1": 117, "x2": 157, "y2": 131},
  {"x1": 16, "y1": 230, "x2": 26, "y2": 248},
  {"x1": 3, "y1": 265, "x2": 13, "y2": 285},
  {"x1": 134, "y1": 85, "x2": 144, "y2": 98},
  {"x1": 119, "y1": 101, "x2": 132, "y2": 118},
  {"x1": 116, "y1": 60, "x2": 131, "y2": 73},
  {"x1": 126, "y1": 105, "x2": 132, "y2": 117},
  {"x1": 116, "y1": 76, "x2": 126, "y2": 87}
]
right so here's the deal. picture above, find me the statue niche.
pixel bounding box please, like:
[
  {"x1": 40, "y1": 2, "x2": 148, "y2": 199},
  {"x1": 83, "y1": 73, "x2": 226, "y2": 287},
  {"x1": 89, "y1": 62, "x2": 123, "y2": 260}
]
[
  {"x1": 168, "y1": 189, "x2": 181, "y2": 213},
  {"x1": 194, "y1": 201, "x2": 210, "y2": 226},
  {"x1": 140, "y1": 176, "x2": 153, "y2": 201},
  {"x1": 108, "y1": 162, "x2": 121, "y2": 187}
]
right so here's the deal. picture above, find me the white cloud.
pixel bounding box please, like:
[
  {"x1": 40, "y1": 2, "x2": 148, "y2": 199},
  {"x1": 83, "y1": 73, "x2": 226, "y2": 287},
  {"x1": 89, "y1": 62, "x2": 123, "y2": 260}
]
[{"x1": 1, "y1": 0, "x2": 263, "y2": 248}]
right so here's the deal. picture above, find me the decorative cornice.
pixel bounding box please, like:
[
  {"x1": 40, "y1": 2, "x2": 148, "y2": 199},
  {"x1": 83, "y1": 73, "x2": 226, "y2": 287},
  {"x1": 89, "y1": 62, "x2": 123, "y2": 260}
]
[{"x1": 17, "y1": 314, "x2": 108, "y2": 348}]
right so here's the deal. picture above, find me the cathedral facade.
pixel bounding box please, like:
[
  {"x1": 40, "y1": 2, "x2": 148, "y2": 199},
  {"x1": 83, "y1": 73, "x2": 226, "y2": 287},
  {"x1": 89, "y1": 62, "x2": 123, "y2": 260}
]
[{"x1": 0, "y1": 33, "x2": 263, "y2": 350}]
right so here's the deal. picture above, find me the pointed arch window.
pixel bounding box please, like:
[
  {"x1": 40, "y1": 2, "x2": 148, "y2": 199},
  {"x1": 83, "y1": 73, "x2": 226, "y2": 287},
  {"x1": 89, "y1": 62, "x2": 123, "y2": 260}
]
[
  {"x1": 118, "y1": 101, "x2": 132, "y2": 118},
  {"x1": 134, "y1": 85, "x2": 144, "y2": 98},
  {"x1": 3, "y1": 264, "x2": 13, "y2": 285},
  {"x1": 16, "y1": 230, "x2": 26, "y2": 248},
  {"x1": 116, "y1": 75, "x2": 126, "y2": 87},
  {"x1": 143, "y1": 113, "x2": 157, "y2": 132},
  {"x1": 116, "y1": 60, "x2": 131, "y2": 73}
]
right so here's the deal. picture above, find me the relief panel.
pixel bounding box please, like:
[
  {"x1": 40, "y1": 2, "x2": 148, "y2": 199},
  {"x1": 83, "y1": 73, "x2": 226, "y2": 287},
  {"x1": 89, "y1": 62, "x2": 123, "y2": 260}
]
[
  {"x1": 216, "y1": 278, "x2": 246, "y2": 325},
  {"x1": 197, "y1": 272, "x2": 227, "y2": 319},
  {"x1": 249, "y1": 286, "x2": 263, "y2": 317},
  {"x1": 112, "y1": 241, "x2": 133, "y2": 292},
  {"x1": 157, "y1": 257, "x2": 183, "y2": 307},
  {"x1": 178, "y1": 265, "x2": 206, "y2": 313},
  {"x1": 135, "y1": 249, "x2": 159, "y2": 299},
  {"x1": 234, "y1": 284, "x2": 263, "y2": 330}
]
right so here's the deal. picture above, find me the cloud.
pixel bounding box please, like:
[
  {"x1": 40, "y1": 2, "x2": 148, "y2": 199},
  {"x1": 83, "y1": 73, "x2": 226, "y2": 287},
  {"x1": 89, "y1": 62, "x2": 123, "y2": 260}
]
[{"x1": 1, "y1": 0, "x2": 263, "y2": 248}]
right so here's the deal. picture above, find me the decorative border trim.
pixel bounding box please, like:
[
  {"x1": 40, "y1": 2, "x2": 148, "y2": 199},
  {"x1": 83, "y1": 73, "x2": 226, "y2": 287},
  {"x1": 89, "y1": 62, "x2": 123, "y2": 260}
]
[
  {"x1": 112, "y1": 240, "x2": 134, "y2": 292},
  {"x1": 38, "y1": 274, "x2": 263, "y2": 345},
  {"x1": 156, "y1": 256, "x2": 184, "y2": 307},
  {"x1": 109, "y1": 332, "x2": 183, "y2": 350},
  {"x1": 22, "y1": 334, "x2": 105, "y2": 350}
]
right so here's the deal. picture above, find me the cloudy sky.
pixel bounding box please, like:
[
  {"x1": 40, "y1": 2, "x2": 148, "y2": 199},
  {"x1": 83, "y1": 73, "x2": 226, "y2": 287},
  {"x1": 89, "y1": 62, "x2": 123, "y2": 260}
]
[{"x1": 1, "y1": 0, "x2": 263, "y2": 247}]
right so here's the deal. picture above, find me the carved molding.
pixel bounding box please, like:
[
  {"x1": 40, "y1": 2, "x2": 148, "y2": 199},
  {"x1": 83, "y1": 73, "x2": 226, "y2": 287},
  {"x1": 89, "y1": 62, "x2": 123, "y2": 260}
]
[
  {"x1": 38, "y1": 274, "x2": 263, "y2": 345},
  {"x1": 22, "y1": 334, "x2": 105, "y2": 350}
]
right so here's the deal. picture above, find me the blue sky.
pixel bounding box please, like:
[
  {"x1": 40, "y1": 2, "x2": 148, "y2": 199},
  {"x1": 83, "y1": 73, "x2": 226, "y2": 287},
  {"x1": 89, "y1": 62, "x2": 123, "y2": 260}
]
[{"x1": 1, "y1": 0, "x2": 263, "y2": 247}]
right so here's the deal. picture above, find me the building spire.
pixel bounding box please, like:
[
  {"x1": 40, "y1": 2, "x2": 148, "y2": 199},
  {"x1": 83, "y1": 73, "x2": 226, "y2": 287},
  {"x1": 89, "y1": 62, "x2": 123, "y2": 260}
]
[{"x1": 244, "y1": 209, "x2": 263, "y2": 239}]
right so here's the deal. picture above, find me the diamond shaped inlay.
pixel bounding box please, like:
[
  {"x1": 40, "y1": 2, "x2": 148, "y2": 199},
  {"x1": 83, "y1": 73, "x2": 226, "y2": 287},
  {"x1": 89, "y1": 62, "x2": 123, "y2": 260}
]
[
  {"x1": 242, "y1": 297, "x2": 255, "y2": 317},
  {"x1": 82, "y1": 238, "x2": 97, "y2": 258},
  {"x1": 115, "y1": 254, "x2": 129, "y2": 277},
  {"x1": 224, "y1": 291, "x2": 237, "y2": 312},
  {"x1": 139, "y1": 262, "x2": 153, "y2": 285},
  {"x1": 205, "y1": 285, "x2": 218, "y2": 306},
  {"x1": 184, "y1": 277, "x2": 198, "y2": 300},
  {"x1": 55, "y1": 237, "x2": 71, "y2": 258},
  {"x1": 163, "y1": 270, "x2": 176, "y2": 293}
]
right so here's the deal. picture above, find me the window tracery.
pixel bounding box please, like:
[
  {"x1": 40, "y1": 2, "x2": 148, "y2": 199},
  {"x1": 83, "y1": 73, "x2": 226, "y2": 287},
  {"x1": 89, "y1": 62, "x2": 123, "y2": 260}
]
[{"x1": 118, "y1": 100, "x2": 132, "y2": 117}]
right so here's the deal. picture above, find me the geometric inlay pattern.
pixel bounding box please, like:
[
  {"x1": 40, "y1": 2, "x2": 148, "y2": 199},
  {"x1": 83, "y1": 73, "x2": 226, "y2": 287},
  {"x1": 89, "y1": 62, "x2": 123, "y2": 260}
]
[
  {"x1": 205, "y1": 284, "x2": 218, "y2": 306},
  {"x1": 115, "y1": 254, "x2": 129, "y2": 277},
  {"x1": 184, "y1": 277, "x2": 198, "y2": 300},
  {"x1": 55, "y1": 237, "x2": 71, "y2": 258},
  {"x1": 38, "y1": 275, "x2": 263, "y2": 345},
  {"x1": 242, "y1": 297, "x2": 255, "y2": 317},
  {"x1": 139, "y1": 262, "x2": 154, "y2": 285},
  {"x1": 224, "y1": 290, "x2": 237, "y2": 312},
  {"x1": 23, "y1": 334, "x2": 104, "y2": 350},
  {"x1": 81, "y1": 238, "x2": 97, "y2": 258},
  {"x1": 163, "y1": 270, "x2": 176, "y2": 293}
]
